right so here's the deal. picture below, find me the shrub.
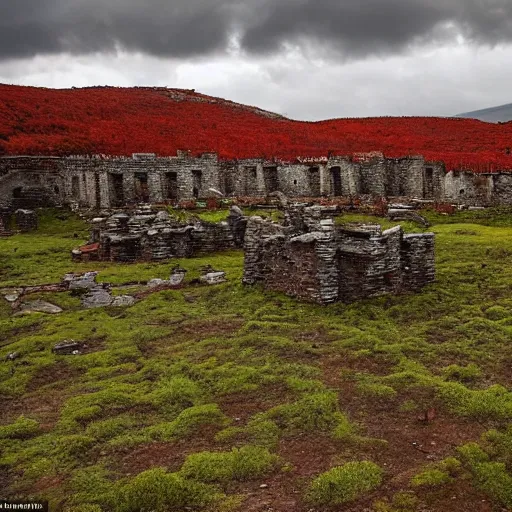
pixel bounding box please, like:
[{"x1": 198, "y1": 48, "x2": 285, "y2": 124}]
[
  {"x1": 0, "y1": 416, "x2": 40, "y2": 439},
  {"x1": 117, "y1": 468, "x2": 221, "y2": 512},
  {"x1": 265, "y1": 392, "x2": 352, "y2": 436},
  {"x1": 306, "y1": 461, "x2": 383, "y2": 506},
  {"x1": 145, "y1": 404, "x2": 229, "y2": 441},
  {"x1": 356, "y1": 382, "x2": 397, "y2": 399},
  {"x1": 85, "y1": 415, "x2": 136, "y2": 441},
  {"x1": 485, "y1": 306, "x2": 509, "y2": 321},
  {"x1": 410, "y1": 468, "x2": 451, "y2": 487},
  {"x1": 150, "y1": 377, "x2": 205, "y2": 415},
  {"x1": 472, "y1": 462, "x2": 512, "y2": 508},
  {"x1": 441, "y1": 364, "x2": 482, "y2": 383},
  {"x1": 180, "y1": 445, "x2": 278, "y2": 483},
  {"x1": 457, "y1": 442, "x2": 490, "y2": 466}
]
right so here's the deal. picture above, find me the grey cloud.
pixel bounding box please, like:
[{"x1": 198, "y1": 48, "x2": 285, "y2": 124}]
[{"x1": 1, "y1": 0, "x2": 512, "y2": 61}]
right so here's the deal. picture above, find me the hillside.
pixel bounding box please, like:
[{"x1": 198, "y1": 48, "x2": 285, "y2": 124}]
[
  {"x1": 457, "y1": 103, "x2": 512, "y2": 123},
  {"x1": 1, "y1": 84, "x2": 512, "y2": 172}
]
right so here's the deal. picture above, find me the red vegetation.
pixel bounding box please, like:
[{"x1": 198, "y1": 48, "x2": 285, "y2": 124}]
[{"x1": 1, "y1": 84, "x2": 512, "y2": 172}]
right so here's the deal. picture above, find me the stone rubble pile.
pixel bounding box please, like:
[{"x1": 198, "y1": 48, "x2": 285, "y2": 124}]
[{"x1": 72, "y1": 205, "x2": 248, "y2": 263}]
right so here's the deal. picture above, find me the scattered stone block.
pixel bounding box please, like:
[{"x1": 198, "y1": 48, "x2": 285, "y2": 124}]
[
  {"x1": 19, "y1": 300, "x2": 63, "y2": 314},
  {"x1": 200, "y1": 271, "x2": 227, "y2": 285},
  {"x1": 6, "y1": 352, "x2": 20, "y2": 361},
  {"x1": 111, "y1": 295, "x2": 136, "y2": 307},
  {"x1": 2, "y1": 288, "x2": 23, "y2": 302},
  {"x1": 169, "y1": 266, "x2": 187, "y2": 286},
  {"x1": 52, "y1": 341, "x2": 81, "y2": 355},
  {"x1": 81, "y1": 286, "x2": 113, "y2": 309},
  {"x1": 147, "y1": 278, "x2": 168, "y2": 288},
  {"x1": 64, "y1": 271, "x2": 99, "y2": 290}
]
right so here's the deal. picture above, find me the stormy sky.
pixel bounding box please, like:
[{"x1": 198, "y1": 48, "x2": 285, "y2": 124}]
[{"x1": 1, "y1": 0, "x2": 511, "y2": 119}]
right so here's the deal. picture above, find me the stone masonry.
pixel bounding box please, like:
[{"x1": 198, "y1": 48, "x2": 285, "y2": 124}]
[
  {"x1": 3, "y1": 151, "x2": 507, "y2": 210},
  {"x1": 72, "y1": 205, "x2": 247, "y2": 263},
  {"x1": 243, "y1": 206, "x2": 435, "y2": 304}
]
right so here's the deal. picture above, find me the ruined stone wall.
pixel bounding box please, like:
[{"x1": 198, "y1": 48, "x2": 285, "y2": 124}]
[
  {"x1": 242, "y1": 217, "x2": 287, "y2": 285},
  {"x1": 444, "y1": 171, "x2": 493, "y2": 205},
  {"x1": 336, "y1": 226, "x2": 402, "y2": 302},
  {"x1": 0, "y1": 157, "x2": 64, "y2": 208},
  {"x1": 3, "y1": 152, "x2": 512, "y2": 207},
  {"x1": 400, "y1": 233, "x2": 435, "y2": 291},
  {"x1": 243, "y1": 208, "x2": 435, "y2": 305},
  {"x1": 491, "y1": 174, "x2": 512, "y2": 204}
]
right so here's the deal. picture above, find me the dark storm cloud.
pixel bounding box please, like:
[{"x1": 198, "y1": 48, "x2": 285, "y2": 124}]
[
  {"x1": 1, "y1": 0, "x2": 512, "y2": 61},
  {"x1": 0, "y1": 0, "x2": 238, "y2": 59},
  {"x1": 240, "y1": 0, "x2": 512, "y2": 56}
]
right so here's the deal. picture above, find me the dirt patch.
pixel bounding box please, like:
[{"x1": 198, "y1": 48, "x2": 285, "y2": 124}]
[
  {"x1": 292, "y1": 326, "x2": 338, "y2": 345},
  {"x1": 230, "y1": 433, "x2": 343, "y2": 512},
  {"x1": 110, "y1": 425, "x2": 219, "y2": 476},
  {"x1": 26, "y1": 361, "x2": 82, "y2": 393},
  {"x1": 1, "y1": 387, "x2": 71, "y2": 431},
  {"x1": 218, "y1": 384, "x2": 293, "y2": 423},
  {"x1": 177, "y1": 317, "x2": 245, "y2": 342}
]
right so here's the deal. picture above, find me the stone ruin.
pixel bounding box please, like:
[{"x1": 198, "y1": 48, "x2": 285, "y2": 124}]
[
  {"x1": 0, "y1": 208, "x2": 38, "y2": 235},
  {"x1": 243, "y1": 205, "x2": 435, "y2": 304},
  {"x1": 72, "y1": 205, "x2": 247, "y2": 262}
]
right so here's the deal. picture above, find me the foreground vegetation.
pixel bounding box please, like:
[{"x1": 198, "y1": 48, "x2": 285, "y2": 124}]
[{"x1": 2, "y1": 207, "x2": 512, "y2": 511}]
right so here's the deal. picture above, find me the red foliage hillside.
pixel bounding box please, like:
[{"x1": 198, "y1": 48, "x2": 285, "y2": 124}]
[{"x1": 1, "y1": 84, "x2": 512, "y2": 172}]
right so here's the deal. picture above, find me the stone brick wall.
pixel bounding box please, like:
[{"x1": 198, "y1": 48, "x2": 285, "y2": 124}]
[
  {"x1": 243, "y1": 207, "x2": 436, "y2": 304},
  {"x1": 76, "y1": 207, "x2": 245, "y2": 263},
  {"x1": 2, "y1": 151, "x2": 512, "y2": 208}
]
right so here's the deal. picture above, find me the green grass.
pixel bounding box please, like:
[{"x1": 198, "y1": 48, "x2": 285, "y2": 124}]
[
  {"x1": 4, "y1": 207, "x2": 512, "y2": 510},
  {"x1": 306, "y1": 461, "x2": 383, "y2": 505}
]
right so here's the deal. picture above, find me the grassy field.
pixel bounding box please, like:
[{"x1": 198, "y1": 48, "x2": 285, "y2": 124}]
[{"x1": 2, "y1": 207, "x2": 512, "y2": 511}]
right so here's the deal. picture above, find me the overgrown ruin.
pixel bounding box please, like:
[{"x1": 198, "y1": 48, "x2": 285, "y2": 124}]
[
  {"x1": 72, "y1": 205, "x2": 247, "y2": 262},
  {"x1": 243, "y1": 206, "x2": 435, "y2": 304},
  {"x1": 2, "y1": 151, "x2": 512, "y2": 210}
]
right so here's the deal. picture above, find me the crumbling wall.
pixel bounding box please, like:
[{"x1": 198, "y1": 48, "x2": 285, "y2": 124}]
[
  {"x1": 336, "y1": 226, "x2": 402, "y2": 302},
  {"x1": 400, "y1": 233, "x2": 435, "y2": 291},
  {"x1": 243, "y1": 207, "x2": 435, "y2": 304},
  {"x1": 76, "y1": 207, "x2": 247, "y2": 263},
  {"x1": 491, "y1": 174, "x2": 512, "y2": 204},
  {"x1": 0, "y1": 157, "x2": 64, "y2": 208},
  {"x1": 444, "y1": 171, "x2": 492, "y2": 205},
  {"x1": 4, "y1": 151, "x2": 512, "y2": 207}
]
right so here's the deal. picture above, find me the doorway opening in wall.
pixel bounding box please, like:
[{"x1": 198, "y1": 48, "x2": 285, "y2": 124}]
[
  {"x1": 54, "y1": 185, "x2": 60, "y2": 195},
  {"x1": 308, "y1": 167, "x2": 321, "y2": 196},
  {"x1": 109, "y1": 173, "x2": 125, "y2": 207},
  {"x1": 244, "y1": 167, "x2": 258, "y2": 195},
  {"x1": 12, "y1": 187, "x2": 22, "y2": 199},
  {"x1": 165, "y1": 172, "x2": 178, "y2": 200},
  {"x1": 71, "y1": 176, "x2": 80, "y2": 200},
  {"x1": 94, "y1": 173, "x2": 101, "y2": 209},
  {"x1": 134, "y1": 172, "x2": 150, "y2": 203},
  {"x1": 192, "y1": 170, "x2": 202, "y2": 198},
  {"x1": 424, "y1": 167, "x2": 434, "y2": 198},
  {"x1": 360, "y1": 178, "x2": 369, "y2": 195},
  {"x1": 224, "y1": 174, "x2": 235, "y2": 196},
  {"x1": 263, "y1": 167, "x2": 279, "y2": 193},
  {"x1": 330, "y1": 167, "x2": 342, "y2": 196}
]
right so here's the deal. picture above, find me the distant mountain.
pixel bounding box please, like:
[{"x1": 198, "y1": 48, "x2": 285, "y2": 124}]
[{"x1": 456, "y1": 103, "x2": 512, "y2": 123}]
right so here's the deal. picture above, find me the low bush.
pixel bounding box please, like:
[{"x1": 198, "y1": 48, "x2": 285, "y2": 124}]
[
  {"x1": 180, "y1": 445, "x2": 278, "y2": 483},
  {"x1": 306, "y1": 461, "x2": 383, "y2": 506}
]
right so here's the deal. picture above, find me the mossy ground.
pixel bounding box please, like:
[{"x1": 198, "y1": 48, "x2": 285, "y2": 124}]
[{"x1": 2, "y1": 207, "x2": 512, "y2": 511}]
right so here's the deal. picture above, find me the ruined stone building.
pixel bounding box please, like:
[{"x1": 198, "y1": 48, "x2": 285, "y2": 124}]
[
  {"x1": 1, "y1": 151, "x2": 511, "y2": 210},
  {"x1": 72, "y1": 206, "x2": 247, "y2": 262},
  {"x1": 243, "y1": 206, "x2": 435, "y2": 304}
]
